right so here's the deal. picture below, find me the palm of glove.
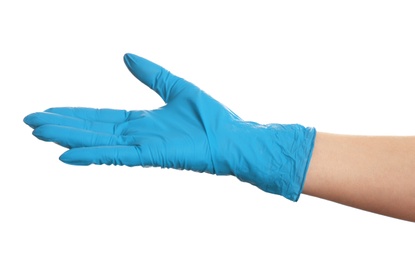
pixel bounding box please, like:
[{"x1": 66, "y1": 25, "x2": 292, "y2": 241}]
[{"x1": 25, "y1": 54, "x2": 247, "y2": 173}]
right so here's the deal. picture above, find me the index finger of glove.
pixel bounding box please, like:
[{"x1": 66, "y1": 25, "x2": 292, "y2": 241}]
[
  {"x1": 44, "y1": 107, "x2": 132, "y2": 123},
  {"x1": 24, "y1": 111, "x2": 116, "y2": 134}
]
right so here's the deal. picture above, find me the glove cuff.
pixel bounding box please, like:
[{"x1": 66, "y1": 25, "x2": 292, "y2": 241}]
[
  {"x1": 264, "y1": 124, "x2": 316, "y2": 201},
  {"x1": 283, "y1": 125, "x2": 316, "y2": 201}
]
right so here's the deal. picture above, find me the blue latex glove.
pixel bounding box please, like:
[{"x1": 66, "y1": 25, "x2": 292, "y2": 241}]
[{"x1": 24, "y1": 53, "x2": 316, "y2": 201}]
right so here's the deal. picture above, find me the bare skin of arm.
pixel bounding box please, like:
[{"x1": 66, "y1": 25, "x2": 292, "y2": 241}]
[{"x1": 303, "y1": 132, "x2": 415, "y2": 222}]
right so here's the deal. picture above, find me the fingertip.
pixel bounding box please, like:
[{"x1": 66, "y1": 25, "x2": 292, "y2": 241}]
[
  {"x1": 32, "y1": 125, "x2": 48, "y2": 141},
  {"x1": 59, "y1": 152, "x2": 71, "y2": 164},
  {"x1": 23, "y1": 113, "x2": 34, "y2": 128},
  {"x1": 123, "y1": 53, "x2": 161, "y2": 92},
  {"x1": 123, "y1": 52, "x2": 134, "y2": 60},
  {"x1": 123, "y1": 52, "x2": 131, "y2": 64},
  {"x1": 123, "y1": 53, "x2": 139, "y2": 69},
  {"x1": 23, "y1": 112, "x2": 49, "y2": 128},
  {"x1": 122, "y1": 53, "x2": 187, "y2": 103},
  {"x1": 59, "y1": 150, "x2": 91, "y2": 166},
  {"x1": 24, "y1": 111, "x2": 59, "y2": 129}
]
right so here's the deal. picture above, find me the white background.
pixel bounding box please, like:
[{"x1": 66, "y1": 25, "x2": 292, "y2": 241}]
[{"x1": 1, "y1": 1, "x2": 414, "y2": 259}]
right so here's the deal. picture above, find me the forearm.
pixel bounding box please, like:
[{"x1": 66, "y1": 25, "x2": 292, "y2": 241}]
[{"x1": 303, "y1": 132, "x2": 415, "y2": 222}]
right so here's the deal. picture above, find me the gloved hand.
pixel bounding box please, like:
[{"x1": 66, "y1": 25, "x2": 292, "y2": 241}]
[{"x1": 24, "y1": 53, "x2": 316, "y2": 201}]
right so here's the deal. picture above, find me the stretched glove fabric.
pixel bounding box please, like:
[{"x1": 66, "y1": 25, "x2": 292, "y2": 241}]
[{"x1": 24, "y1": 53, "x2": 316, "y2": 201}]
